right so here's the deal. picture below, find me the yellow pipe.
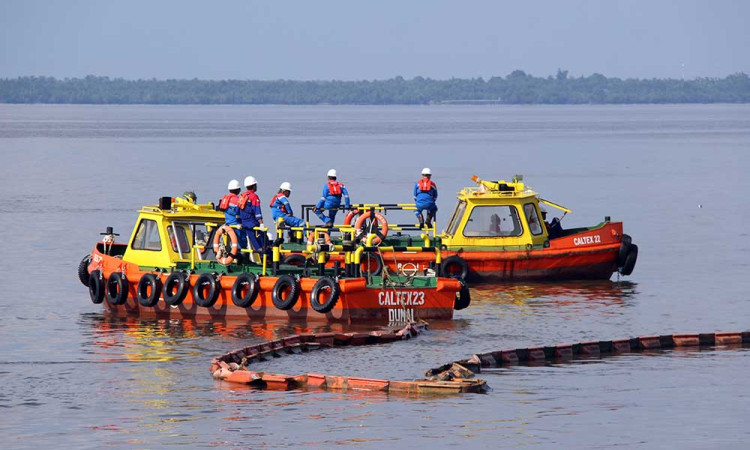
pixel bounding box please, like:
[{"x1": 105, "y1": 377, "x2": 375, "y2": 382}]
[
  {"x1": 272, "y1": 246, "x2": 280, "y2": 263},
  {"x1": 354, "y1": 246, "x2": 364, "y2": 265}
]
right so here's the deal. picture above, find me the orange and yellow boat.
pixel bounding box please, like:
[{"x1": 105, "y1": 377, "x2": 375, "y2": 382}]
[
  {"x1": 294, "y1": 175, "x2": 638, "y2": 282},
  {"x1": 77, "y1": 195, "x2": 468, "y2": 323}
]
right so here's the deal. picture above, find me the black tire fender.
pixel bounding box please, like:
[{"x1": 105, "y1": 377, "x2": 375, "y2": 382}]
[
  {"x1": 137, "y1": 273, "x2": 163, "y2": 307},
  {"x1": 619, "y1": 244, "x2": 638, "y2": 276},
  {"x1": 454, "y1": 279, "x2": 471, "y2": 310},
  {"x1": 88, "y1": 270, "x2": 104, "y2": 304},
  {"x1": 163, "y1": 272, "x2": 189, "y2": 306},
  {"x1": 193, "y1": 273, "x2": 220, "y2": 307},
  {"x1": 231, "y1": 272, "x2": 259, "y2": 308},
  {"x1": 360, "y1": 253, "x2": 383, "y2": 276},
  {"x1": 283, "y1": 254, "x2": 308, "y2": 266},
  {"x1": 78, "y1": 254, "x2": 92, "y2": 287},
  {"x1": 617, "y1": 234, "x2": 632, "y2": 267},
  {"x1": 441, "y1": 255, "x2": 469, "y2": 280},
  {"x1": 310, "y1": 276, "x2": 341, "y2": 314},
  {"x1": 272, "y1": 274, "x2": 300, "y2": 310},
  {"x1": 105, "y1": 272, "x2": 129, "y2": 305}
]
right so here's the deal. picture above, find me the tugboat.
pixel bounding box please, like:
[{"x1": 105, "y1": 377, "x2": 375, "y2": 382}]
[
  {"x1": 297, "y1": 175, "x2": 638, "y2": 282},
  {"x1": 77, "y1": 194, "x2": 468, "y2": 323}
]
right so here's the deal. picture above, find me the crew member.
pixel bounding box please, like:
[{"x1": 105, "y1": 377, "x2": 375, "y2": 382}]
[
  {"x1": 313, "y1": 169, "x2": 351, "y2": 226},
  {"x1": 413, "y1": 167, "x2": 438, "y2": 228},
  {"x1": 218, "y1": 179, "x2": 246, "y2": 251},
  {"x1": 238, "y1": 175, "x2": 266, "y2": 254},
  {"x1": 270, "y1": 182, "x2": 305, "y2": 240}
]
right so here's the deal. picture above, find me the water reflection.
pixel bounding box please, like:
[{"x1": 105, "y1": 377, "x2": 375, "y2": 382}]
[{"x1": 471, "y1": 280, "x2": 638, "y2": 308}]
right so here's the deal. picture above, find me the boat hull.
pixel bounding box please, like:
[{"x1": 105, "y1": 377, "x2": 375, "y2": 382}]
[
  {"x1": 88, "y1": 249, "x2": 460, "y2": 323},
  {"x1": 381, "y1": 222, "x2": 625, "y2": 282}
]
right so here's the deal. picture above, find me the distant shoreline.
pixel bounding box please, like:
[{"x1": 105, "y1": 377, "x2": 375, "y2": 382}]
[{"x1": 1, "y1": 71, "x2": 748, "y2": 105}]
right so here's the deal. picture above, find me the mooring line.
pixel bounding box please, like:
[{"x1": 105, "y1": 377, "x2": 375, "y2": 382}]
[{"x1": 211, "y1": 326, "x2": 749, "y2": 395}]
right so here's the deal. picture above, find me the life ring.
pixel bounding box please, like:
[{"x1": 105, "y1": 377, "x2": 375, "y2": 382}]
[
  {"x1": 231, "y1": 273, "x2": 259, "y2": 308},
  {"x1": 360, "y1": 253, "x2": 383, "y2": 276},
  {"x1": 310, "y1": 277, "x2": 341, "y2": 313},
  {"x1": 617, "y1": 234, "x2": 632, "y2": 267},
  {"x1": 283, "y1": 254, "x2": 308, "y2": 266},
  {"x1": 619, "y1": 244, "x2": 638, "y2": 276},
  {"x1": 307, "y1": 230, "x2": 332, "y2": 246},
  {"x1": 399, "y1": 262, "x2": 419, "y2": 276},
  {"x1": 78, "y1": 254, "x2": 91, "y2": 287},
  {"x1": 163, "y1": 272, "x2": 189, "y2": 306},
  {"x1": 137, "y1": 273, "x2": 162, "y2": 307},
  {"x1": 88, "y1": 270, "x2": 104, "y2": 304},
  {"x1": 454, "y1": 279, "x2": 471, "y2": 310},
  {"x1": 343, "y1": 209, "x2": 360, "y2": 225},
  {"x1": 212, "y1": 225, "x2": 239, "y2": 265},
  {"x1": 272, "y1": 274, "x2": 300, "y2": 310},
  {"x1": 441, "y1": 255, "x2": 469, "y2": 280},
  {"x1": 193, "y1": 273, "x2": 220, "y2": 307},
  {"x1": 105, "y1": 272, "x2": 129, "y2": 305},
  {"x1": 354, "y1": 211, "x2": 389, "y2": 245}
]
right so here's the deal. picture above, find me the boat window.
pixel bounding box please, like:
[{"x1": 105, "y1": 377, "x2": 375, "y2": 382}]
[
  {"x1": 463, "y1": 205, "x2": 523, "y2": 237},
  {"x1": 131, "y1": 219, "x2": 162, "y2": 251},
  {"x1": 193, "y1": 223, "x2": 216, "y2": 260},
  {"x1": 523, "y1": 203, "x2": 543, "y2": 235},
  {"x1": 167, "y1": 225, "x2": 191, "y2": 255},
  {"x1": 445, "y1": 201, "x2": 466, "y2": 236}
]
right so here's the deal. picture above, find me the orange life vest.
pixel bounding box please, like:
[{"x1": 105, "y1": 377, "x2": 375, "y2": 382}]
[
  {"x1": 327, "y1": 180, "x2": 343, "y2": 195},
  {"x1": 418, "y1": 177, "x2": 435, "y2": 192},
  {"x1": 269, "y1": 193, "x2": 288, "y2": 213},
  {"x1": 238, "y1": 190, "x2": 258, "y2": 209},
  {"x1": 219, "y1": 193, "x2": 239, "y2": 210}
]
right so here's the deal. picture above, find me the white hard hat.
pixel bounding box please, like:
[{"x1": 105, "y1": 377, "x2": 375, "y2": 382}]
[
  {"x1": 327, "y1": 169, "x2": 337, "y2": 177},
  {"x1": 244, "y1": 175, "x2": 257, "y2": 187},
  {"x1": 421, "y1": 167, "x2": 432, "y2": 175},
  {"x1": 228, "y1": 179, "x2": 241, "y2": 190},
  {"x1": 279, "y1": 181, "x2": 292, "y2": 191}
]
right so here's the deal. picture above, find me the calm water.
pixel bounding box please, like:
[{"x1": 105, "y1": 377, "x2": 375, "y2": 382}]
[{"x1": 1, "y1": 104, "x2": 749, "y2": 448}]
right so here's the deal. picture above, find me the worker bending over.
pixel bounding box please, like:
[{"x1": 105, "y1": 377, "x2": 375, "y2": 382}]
[
  {"x1": 270, "y1": 182, "x2": 305, "y2": 241},
  {"x1": 414, "y1": 167, "x2": 438, "y2": 228},
  {"x1": 313, "y1": 169, "x2": 351, "y2": 226}
]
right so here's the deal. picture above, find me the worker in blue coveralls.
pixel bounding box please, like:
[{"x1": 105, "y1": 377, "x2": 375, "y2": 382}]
[
  {"x1": 238, "y1": 175, "x2": 266, "y2": 256},
  {"x1": 312, "y1": 169, "x2": 351, "y2": 226},
  {"x1": 269, "y1": 182, "x2": 305, "y2": 239},
  {"x1": 218, "y1": 179, "x2": 246, "y2": 251},
  {"x1": 414, "y1": 167, "x2": 438, "y2": 228}
]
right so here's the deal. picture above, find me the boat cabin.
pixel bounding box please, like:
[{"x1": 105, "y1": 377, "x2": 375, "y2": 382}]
[
  {"x1": 120, "y1": 196, "x2": 224, "y2": 269},
  {"x1": 440, "y1": 176, "x2": 568, "y2": 250}
]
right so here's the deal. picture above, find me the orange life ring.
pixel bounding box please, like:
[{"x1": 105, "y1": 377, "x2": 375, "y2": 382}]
[
  {"x1": 343, "y1": 209, "x2": 360, "y2": 225},
  {"x1": 354, "y1": 211, "x2": 389, "y2": 245},
  {"x1": 212, "y1": 224, "x2": 239, "y2": 265},
  {"x1": 307, "y1": 230, "x2": 332, "y2": 246}
]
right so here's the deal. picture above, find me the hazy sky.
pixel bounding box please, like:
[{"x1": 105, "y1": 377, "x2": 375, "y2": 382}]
[{"x1": 1, "y1": 0, "x2": 748, "y2": 80}]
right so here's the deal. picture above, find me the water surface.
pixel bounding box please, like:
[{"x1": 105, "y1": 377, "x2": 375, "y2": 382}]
[{"x1": 1, "y1": 104, "x2": 749, "y2": 448}]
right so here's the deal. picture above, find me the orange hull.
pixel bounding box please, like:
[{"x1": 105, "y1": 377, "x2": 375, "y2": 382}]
[
  {"x1": 382, "y1": 222, "x2": 625, "y2": 281},
  {"x1": 88, "y1": 248, "x2": 460, "y2": 323}
]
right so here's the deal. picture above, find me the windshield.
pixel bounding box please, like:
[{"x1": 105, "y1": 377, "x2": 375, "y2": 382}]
[
  {"x1": 445, "y1": 201, "x2": 466, "y2": 236},
  {"x1": 167, "y1": 221, "x2": 217, "y2": 260}
]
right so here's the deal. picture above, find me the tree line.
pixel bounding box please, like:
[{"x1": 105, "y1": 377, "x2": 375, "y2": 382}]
[{"x1": 1, "y1": 70, "x2": 748, "y2": 105}]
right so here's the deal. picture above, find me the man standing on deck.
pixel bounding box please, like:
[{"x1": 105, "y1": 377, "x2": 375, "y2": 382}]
[
  {"x1": 312, "y1": 169, "x2": 351, "y2": 226},
  {"x1": 218, "y1": 179, "x2": 246, "y2": 252},
  {"x1": 238, "y1": 176, "x2": 266, "y2": 259},
  {"x1": 414, "y1": 168, "x2": 438, "y2": 228}
]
